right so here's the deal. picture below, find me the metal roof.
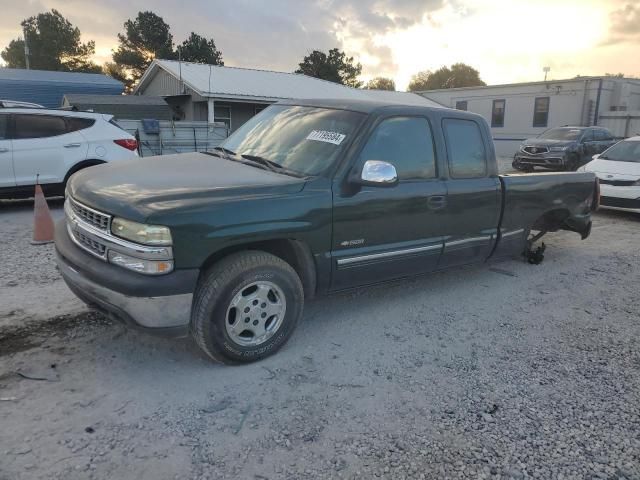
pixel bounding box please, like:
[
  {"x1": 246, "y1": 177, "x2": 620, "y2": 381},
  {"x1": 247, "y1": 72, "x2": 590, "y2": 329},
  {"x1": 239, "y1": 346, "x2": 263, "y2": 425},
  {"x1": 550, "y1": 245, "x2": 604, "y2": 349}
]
[
  {"x1": 62, "y1": 94, "x2": 172, "y2": 120},
  {"x1": 63, "y1": 94, "x2": 168, "y2": 106},
  {"x1": 0, "y1": 68, "x2": 122, "y2": 86},
  {"x1": 135, "y1": 60, "x2": 441, "y2": 108},
  {"x1": 0, "y1": 67, "x2": 123, "y2": 108}
]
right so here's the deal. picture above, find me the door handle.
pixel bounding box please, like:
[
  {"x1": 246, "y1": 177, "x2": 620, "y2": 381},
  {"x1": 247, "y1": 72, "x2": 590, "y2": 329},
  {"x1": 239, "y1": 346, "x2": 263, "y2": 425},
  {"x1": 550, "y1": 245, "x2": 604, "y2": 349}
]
[
  {"x1": 0, "y1": 148, "x2": 9, "y2": 153},
  {"x1": 64, "y1": 143, "x2": 82, "y2": 148},
  {"x1": 427, "y1": 195, "x2": 447, "y2": 210}
]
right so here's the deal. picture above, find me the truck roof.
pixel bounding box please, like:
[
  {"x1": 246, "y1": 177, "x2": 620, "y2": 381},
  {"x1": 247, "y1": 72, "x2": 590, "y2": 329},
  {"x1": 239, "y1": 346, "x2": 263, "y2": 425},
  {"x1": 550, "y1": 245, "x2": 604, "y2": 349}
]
[{"x1": 275, "y1": 98, "x2": 449, "y2": 114}]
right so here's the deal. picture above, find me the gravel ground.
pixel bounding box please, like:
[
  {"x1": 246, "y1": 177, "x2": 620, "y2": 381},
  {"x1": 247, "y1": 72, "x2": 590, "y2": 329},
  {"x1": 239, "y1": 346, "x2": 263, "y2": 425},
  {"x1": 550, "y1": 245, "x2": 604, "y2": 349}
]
[{"x1": 1, "y1": 176, "x2": 639, "y2": 479}]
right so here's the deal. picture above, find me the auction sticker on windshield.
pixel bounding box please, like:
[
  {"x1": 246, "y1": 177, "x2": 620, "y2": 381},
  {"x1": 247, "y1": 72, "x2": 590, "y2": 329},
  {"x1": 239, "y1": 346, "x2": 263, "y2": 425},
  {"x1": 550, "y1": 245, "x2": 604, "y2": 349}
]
[{"x1": 306, "y1": 130, "x2": 346, "y2": 145}]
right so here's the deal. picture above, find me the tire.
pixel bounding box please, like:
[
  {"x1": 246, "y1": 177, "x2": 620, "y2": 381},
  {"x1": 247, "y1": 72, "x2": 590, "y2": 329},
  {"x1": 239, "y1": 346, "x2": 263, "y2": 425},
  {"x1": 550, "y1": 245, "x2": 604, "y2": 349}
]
[{"x1": 191, "y1": 251, "x2": 304, "y2": 364}]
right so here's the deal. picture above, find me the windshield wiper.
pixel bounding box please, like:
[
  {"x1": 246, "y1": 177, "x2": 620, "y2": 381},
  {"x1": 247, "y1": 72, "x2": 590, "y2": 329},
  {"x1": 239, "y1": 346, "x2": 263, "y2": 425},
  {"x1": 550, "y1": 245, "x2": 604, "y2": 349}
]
[
  {"x1": 240, "y1": 154, "x2": 306, "y2": 178},
  {"x1": 212, "y1": 146, "x2": 237, "y2": 157}
]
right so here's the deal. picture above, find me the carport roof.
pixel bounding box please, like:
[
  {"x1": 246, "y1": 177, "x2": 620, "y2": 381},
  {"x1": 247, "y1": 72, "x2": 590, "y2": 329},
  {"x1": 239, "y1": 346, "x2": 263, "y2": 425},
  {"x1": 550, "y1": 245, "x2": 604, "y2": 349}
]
[{"x1": 134, "y1": 59, "x2": 441, "y2": 108}]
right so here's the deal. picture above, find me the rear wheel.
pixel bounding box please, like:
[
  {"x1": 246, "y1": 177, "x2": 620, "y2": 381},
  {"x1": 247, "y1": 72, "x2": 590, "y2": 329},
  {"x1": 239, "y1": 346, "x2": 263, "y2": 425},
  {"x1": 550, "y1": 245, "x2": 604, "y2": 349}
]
[{"x1": 191, "y1": 251, "x2": 304, "y2": 364}]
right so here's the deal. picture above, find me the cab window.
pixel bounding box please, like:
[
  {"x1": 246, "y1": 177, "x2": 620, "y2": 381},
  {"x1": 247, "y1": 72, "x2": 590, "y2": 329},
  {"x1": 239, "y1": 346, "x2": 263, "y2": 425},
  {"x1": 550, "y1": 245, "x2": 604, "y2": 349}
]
[
  {"x1": 443, "y1": 118, "x2": 487, "y2": 178},
  {"x1": 14, "y1": 114, "x2": 67, "y2": 140},
  {"x1": 358, "y1": 116, "x2": 437, "y2": 180}
]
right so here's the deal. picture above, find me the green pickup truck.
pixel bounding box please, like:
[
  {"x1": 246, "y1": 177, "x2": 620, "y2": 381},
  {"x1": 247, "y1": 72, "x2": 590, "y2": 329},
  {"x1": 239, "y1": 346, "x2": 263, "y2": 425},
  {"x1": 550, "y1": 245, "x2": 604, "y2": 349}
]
[{"x1": 55, "y1": 99, "x2": 599, "y2": 363}]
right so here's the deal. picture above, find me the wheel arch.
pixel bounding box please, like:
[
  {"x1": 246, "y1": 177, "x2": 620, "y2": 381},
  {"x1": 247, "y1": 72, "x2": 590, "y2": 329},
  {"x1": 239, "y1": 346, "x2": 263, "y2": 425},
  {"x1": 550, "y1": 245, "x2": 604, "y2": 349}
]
[
  {"x1": 199, "y1": 239, "x2": 317, "y2": 299},
  {"x1": 64, "y1": 159, "x2": 106, "y2": 184}
]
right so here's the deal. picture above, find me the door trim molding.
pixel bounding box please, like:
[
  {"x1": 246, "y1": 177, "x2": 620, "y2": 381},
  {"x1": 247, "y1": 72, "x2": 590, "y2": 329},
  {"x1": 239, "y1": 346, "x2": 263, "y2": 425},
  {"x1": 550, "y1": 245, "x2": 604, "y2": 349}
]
[{"x1": 336, "y1": 243, "x2": 442, "y2": 266}]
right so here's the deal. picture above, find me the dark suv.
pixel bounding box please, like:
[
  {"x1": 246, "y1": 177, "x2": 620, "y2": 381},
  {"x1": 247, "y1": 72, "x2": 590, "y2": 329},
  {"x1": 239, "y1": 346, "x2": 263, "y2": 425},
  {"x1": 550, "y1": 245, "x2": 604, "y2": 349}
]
[{"x1": 513, "y1": 126, "x2": 616, "y2": 172}]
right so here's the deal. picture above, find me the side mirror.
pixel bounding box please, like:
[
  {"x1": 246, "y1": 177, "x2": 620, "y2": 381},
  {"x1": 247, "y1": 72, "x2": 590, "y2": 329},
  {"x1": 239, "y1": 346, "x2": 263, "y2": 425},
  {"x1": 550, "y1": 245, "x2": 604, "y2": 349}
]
[
  {"x1": 357, "y1": 160, "x2": 398, "y2": 187},
  {"x1": 592, "y1": 154, "x2": 600, "y2": 160}
]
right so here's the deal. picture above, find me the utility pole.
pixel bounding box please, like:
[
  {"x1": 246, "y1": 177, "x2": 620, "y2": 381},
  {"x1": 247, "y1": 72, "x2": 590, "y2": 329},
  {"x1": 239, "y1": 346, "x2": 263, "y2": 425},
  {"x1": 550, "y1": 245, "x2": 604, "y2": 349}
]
[
  {"x1": 543, "y1": 66, "x2": 550, "y2": 82},
  {"x1": 23, "y1": 26, "x2": 30, "y2": 69}
]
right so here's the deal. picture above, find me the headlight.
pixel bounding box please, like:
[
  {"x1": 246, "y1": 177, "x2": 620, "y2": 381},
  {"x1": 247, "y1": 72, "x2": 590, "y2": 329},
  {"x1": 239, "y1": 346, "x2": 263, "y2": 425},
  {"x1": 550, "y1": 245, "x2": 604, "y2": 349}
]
[
  {"x1": 111, "y1": 218, "x2": 172, "y2": 246},
  {"x1": 550, "y1": 146, "x2": 569, "y2": 152},
  {"x1": 108, "y1": 251, "x2": 173, "y2": 275}
]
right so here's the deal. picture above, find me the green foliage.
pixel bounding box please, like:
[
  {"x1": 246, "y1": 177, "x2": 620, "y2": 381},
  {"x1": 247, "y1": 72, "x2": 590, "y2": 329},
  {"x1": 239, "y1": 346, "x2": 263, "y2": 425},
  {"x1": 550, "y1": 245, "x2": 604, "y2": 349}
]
[
  {"x1": 1, "y1": 9, "x2": 100, "y2": 73},
  {"x1": 366, "y1": 77, "x2": 396, "y2": 91},
  {"x1": 295, "y1": 48, "x2": 362, "y2": 88},
  {"x1": 408, "y1": 63, "x2": 485, "y2": 91},
  {"x1": 176, "y1": 33, "x2": 224, "y2": 65},
  {"x1": 112, "y1": 11, "x2": 175, "y2": 91}
]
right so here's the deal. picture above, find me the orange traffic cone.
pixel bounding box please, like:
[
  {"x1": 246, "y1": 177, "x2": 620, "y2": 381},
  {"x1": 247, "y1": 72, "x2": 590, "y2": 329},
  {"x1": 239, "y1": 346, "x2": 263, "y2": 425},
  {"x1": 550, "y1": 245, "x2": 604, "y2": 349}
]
[{"x1": 32, "y1": 179, "x2": 55, "y2": 245}]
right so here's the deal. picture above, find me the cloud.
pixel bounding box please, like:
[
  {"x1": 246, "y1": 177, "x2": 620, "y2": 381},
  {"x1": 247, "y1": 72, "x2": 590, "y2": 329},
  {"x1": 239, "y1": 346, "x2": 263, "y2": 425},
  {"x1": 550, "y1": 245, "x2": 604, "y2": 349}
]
[{"x1": 602, "y1": 2, "x2": 640, "y2": 46}]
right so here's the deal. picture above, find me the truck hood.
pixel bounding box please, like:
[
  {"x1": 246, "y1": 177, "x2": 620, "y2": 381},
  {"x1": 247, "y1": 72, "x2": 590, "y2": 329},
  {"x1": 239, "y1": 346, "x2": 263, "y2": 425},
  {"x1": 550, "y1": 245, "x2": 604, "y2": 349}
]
[
  {"x1": 584, "y1": 158, "x2": 640, "y2": 177},
  {"x1": 68, "y1": 152, "x2": 307, "y2": 222}
]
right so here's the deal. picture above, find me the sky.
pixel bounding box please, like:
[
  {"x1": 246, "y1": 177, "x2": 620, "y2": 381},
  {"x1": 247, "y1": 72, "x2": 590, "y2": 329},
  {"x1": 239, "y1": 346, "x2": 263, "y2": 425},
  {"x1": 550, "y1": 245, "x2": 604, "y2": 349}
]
[{"x1": 0, "y1": 0, "x2": 639, "y2": 90}]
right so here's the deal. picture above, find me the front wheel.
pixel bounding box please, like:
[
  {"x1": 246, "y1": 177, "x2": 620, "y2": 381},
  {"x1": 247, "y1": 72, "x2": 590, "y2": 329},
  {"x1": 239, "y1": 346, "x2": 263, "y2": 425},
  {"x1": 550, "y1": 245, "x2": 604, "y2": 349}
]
[{"x1": 191, "y1": 251, "x2": 304, "y2": 364}]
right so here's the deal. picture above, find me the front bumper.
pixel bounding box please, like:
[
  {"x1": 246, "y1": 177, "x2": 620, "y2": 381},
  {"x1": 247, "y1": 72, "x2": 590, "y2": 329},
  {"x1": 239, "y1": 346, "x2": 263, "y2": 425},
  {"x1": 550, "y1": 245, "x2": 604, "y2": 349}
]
[
  {"x1": 513, "y1": 152, "x2": 567, "y2": 169},
  {"x1": 599, "y1": 184, "x2": 640, "y2": 213},
  {"x1": 55, "y1": 220, "x2": 198, "y2": 336}
]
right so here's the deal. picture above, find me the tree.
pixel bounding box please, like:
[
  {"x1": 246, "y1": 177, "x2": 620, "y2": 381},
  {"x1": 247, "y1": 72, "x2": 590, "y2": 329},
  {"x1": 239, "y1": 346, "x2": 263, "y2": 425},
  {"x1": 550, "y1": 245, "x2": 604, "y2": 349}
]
[
  {"x1": 176, "y1": 32, "x2": 223, "y2": 65},
  {"x1": 1, "y1": 9, "x2": 100, "y2": 73},
  {"x1": 295, "y1": 48, "x2": 362, "y2": 88},
  {"x1": 112, "y1": 11, "x2": 175, "y2": 91},
  {"x1": 408, "y1": 63, "x2": 485, "y2": 91},
  {"x1": 366, "y1": 77, "x2": 395, "y2": 91}
]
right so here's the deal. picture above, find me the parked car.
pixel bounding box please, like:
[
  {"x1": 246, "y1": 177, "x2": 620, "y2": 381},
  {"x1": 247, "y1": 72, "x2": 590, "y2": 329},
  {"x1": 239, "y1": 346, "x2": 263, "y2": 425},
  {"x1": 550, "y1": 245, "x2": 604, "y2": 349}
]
[
  {"x1": 0, "y1": 99, "x2": 44, "y2": 108},
  {"x1": 578, "y1": 136, "x2": 640, "y2": 213},
  {"x1": 0, "y1": 106, "x2": 138, "y2": 198},
  {"x1": 55, "y1": 99, "x2": 599, "y2": 364},
  {"x1": 513, "y1": 126, "x2": 616, "y2": 172}
]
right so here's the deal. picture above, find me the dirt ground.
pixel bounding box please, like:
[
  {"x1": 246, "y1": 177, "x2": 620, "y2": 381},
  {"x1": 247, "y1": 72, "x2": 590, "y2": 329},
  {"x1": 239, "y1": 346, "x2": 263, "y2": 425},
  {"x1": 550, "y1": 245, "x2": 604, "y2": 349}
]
[{"x1": 1, "y1": 185, "x2": 639, "y2": 479}]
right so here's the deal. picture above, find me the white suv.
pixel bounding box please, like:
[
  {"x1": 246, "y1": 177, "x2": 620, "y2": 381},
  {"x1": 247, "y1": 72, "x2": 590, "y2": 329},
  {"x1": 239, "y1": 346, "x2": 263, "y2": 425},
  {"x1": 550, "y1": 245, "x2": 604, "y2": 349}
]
[{"x1": 0, "y1": 106, "x2": 138, "y2": 198}]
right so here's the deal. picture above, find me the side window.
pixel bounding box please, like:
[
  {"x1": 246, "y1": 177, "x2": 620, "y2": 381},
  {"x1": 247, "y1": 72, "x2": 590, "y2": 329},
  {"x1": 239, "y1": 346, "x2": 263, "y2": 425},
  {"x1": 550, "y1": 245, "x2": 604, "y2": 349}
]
[
  {"x1": 594, "y1": 129, "x2": 611, "y2": 141},
  {"x1": 455, "y1": 101, "x2": 468, "y2": 111},
  {"x1": 533, "y1": 97, "x2": 550, "y2": 127},
  {"x1": 14, "y1": 114, "x2": 67, "y2": 139},
  {"x1": 358, "y1": 116, "x2": 437, "y2": 181},
  {"x1": 66, "y1": 117, "x2": 95, "y2": 133},
  {"x1": 0, "y1": 114, "x2": 8, "y2": 140},
  {"x1": 443, "y1": 118, "x2": 487, "y2": 179},
  {"x1": 582, "y1": 130, "x2": 594, "y2": 142},
  {"x1": 491, "y1": 99, "x2": 505, "y2": 127}
]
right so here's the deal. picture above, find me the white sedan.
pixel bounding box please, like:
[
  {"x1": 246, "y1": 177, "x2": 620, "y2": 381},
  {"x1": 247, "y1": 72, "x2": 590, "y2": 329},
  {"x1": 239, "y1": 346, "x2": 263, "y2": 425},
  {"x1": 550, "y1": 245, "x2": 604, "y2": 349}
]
[{"x1": 579, "y1": 136, "x2": 640, "y2": 214}]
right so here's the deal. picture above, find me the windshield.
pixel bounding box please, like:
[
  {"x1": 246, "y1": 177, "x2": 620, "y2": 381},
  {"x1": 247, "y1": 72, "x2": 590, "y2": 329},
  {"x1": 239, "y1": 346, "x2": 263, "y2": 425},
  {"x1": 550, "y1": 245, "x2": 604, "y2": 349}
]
[
  {"x1": 539, "y1": 128, "x2": 583, "y2": 141},
  {"x1": 219, "y1": 105, "x2": 365, "y2": 176},
  {"x1": 600, "y1": 140, "x2": 640, "y2": 163}
]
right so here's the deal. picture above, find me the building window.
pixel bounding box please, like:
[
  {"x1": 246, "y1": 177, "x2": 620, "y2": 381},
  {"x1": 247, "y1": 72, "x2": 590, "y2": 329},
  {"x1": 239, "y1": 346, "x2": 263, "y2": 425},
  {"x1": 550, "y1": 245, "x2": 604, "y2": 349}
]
[
  {"x1": 491, "y1": 99, "x2": 505, "y2": 128},
  {"x1": 213, "y1": 106, "x2": 231, "y2": 130},
  {"x1": 455, "y1": 101, "x2": 467, "y2": 111},
  {"x1": 533, "y1": 97, "x2": 550, "y2": 127}
]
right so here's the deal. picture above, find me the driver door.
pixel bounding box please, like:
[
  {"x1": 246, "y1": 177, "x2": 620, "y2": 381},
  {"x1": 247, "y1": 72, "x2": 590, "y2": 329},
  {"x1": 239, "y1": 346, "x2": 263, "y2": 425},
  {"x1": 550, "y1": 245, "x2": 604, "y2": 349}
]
[{"x1": 331, "y1": 115, "x2": 447, "y2": 290}]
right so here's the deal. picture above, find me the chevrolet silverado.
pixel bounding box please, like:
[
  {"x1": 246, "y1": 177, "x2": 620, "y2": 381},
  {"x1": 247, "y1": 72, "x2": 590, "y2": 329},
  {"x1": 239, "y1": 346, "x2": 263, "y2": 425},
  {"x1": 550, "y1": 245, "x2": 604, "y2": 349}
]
[{"x1": 55, "y1": 99, "x2": 599, "y2": 363}]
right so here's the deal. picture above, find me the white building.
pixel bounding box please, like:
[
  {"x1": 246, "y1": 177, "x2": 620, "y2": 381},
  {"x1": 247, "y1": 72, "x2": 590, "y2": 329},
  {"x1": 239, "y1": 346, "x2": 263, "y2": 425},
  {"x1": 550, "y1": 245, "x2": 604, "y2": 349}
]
[
  {"x1": 418, "y1": 77, "x2": 640, "y2": 156},
  {"x1": 134, "y1": 59, "x2": 440, "y2": 133}
]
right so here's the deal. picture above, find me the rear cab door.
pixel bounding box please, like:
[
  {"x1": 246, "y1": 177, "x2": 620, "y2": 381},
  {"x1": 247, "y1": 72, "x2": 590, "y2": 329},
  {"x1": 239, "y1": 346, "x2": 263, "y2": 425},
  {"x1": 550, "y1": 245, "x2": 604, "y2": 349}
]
[
  {"x1": 12, "y1": 113, "x2": 89, "y2": 186},
  {"x1": 0, "y1": 113, "x2": 15, "y2": 187},
  {"x1": 438, "y1": 114, "x2": 501, "y2": 268}
]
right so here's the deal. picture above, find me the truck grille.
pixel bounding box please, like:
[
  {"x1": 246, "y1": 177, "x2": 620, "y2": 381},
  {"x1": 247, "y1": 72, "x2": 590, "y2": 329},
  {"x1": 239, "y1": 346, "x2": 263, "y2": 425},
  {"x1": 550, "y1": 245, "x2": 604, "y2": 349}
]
[
  {"x1": 523, "y1": 146, "x2": 548, "y2": 155},
  {"x1": 69, "y1": 197, "x2": 110, "y2": 231},
  {"x1": 71, "y1": 228, "x2": 107, "y2": 258}
]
